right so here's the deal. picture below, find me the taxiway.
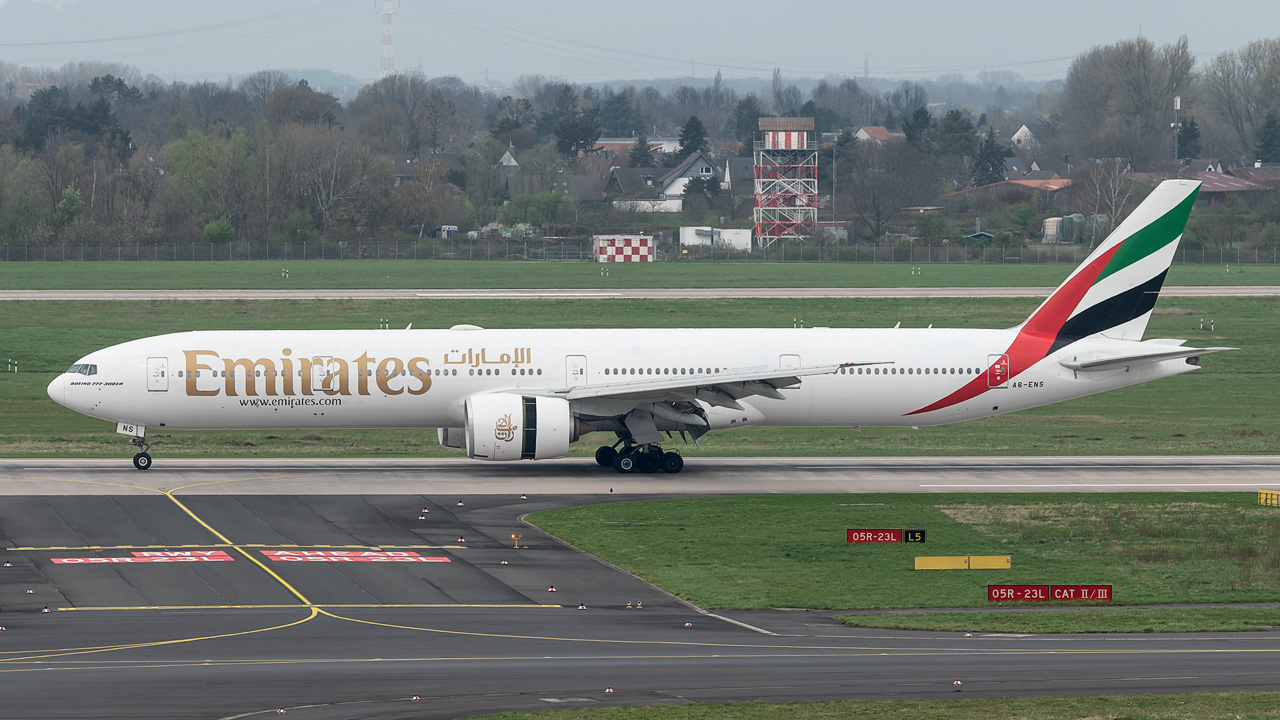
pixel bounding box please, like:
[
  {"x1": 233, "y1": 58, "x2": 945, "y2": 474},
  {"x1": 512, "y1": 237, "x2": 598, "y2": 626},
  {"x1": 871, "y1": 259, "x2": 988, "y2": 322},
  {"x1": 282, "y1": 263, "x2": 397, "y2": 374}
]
[{"x1": 1, "y1": 457, "x2": 1278, "y2": 719}]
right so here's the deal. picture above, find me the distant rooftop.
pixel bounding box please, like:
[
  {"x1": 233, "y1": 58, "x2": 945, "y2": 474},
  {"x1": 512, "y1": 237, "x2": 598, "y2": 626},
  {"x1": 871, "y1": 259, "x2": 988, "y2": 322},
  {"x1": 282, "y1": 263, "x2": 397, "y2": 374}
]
[{"x1": 758, "y1": 117, "x2": 814, "y2": 131}]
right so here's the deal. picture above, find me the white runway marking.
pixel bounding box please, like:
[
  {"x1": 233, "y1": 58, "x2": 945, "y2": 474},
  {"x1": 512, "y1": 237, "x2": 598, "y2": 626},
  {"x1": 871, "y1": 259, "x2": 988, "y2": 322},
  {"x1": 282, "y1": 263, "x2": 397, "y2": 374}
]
[
  {"x1": 414, "y1": 292, "x2": 624, "y2": 298},
  {"x1": 918, "y1": 483, "x2": 1268, "y2": 488}
]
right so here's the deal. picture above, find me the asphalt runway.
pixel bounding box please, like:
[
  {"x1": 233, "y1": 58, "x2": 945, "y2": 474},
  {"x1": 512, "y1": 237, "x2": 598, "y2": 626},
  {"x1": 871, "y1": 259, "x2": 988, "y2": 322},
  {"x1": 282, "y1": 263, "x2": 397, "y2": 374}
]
[
  {"x1": 2, "y1": 285, "x2": 1279, "y2": 301},
  {"x1": 2, "y1": 458, "x2": 1280, "y2": 719}
]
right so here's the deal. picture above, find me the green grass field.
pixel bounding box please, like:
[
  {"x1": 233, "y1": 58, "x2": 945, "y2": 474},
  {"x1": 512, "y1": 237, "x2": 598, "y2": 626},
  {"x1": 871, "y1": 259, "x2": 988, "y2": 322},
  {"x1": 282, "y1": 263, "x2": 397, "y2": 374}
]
[
  {"x1": 526, "y1": 493, "x2": 1280, "y2": 617},
  {"x1": 0, "y1": 295, "x2": 1271, "y2": 457},
  {"x1": 473, "y1": 693, "x2": 1280, "y2": 720},
  {"x1": 469, "y1": 693, "x2": 1280, "y2": 720},
  {"x1": 836, "y1": 606, "x2": 1280, "y2": 634},
  {"x1": 1, "y1": 258, "x2": 1277, "y2": 289}
]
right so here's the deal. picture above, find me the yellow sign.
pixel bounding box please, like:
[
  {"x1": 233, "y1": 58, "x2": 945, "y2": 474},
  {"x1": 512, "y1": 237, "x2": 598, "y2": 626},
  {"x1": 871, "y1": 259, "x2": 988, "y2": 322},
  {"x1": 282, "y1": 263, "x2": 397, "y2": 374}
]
[{"x1": 915, "y1": 556, "x2": 1011, "y2": 570}]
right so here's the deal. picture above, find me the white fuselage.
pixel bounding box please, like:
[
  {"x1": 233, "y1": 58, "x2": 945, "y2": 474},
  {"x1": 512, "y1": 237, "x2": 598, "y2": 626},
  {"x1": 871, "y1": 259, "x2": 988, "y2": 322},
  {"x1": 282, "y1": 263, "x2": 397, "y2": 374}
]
[{"x1": 47, "y1": 327, "x2": 1199, "y2": 434}]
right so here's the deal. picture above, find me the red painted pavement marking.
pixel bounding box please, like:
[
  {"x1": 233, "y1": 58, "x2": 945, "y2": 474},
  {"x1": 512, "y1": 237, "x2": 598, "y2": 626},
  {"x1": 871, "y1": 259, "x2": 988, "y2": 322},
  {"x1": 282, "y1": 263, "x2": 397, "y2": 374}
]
[
  {"x1": 261, "y1": 550, "x2": 451, "y2": 563},
  {"x1": 132, "y1": 551, "x2": 230, "y2": 557},
  {"x1": 52, "y1": 553, "x2": 234, "y2": 564}
]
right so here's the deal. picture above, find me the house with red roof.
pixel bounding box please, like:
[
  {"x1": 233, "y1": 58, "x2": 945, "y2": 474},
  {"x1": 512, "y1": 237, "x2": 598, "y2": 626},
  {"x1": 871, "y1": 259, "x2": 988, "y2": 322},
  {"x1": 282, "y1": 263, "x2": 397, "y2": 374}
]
[{"x1": 854, "y1": 126, "x2": 893, "y2": 144}]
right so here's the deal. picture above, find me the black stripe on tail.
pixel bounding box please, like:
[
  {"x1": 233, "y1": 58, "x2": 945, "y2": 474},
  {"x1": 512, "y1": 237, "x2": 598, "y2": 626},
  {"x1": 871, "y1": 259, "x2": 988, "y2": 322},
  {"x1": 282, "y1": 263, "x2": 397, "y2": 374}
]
[{"x1": 1048, "y1": 270, "x2": 1168, "y2": 354}]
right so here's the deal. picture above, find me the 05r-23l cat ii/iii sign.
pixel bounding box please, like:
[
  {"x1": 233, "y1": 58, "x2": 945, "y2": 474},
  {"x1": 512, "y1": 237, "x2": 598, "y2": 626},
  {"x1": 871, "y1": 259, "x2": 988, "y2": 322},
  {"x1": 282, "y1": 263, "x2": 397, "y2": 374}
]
[{"x1": 49, "y1": 180, "x2": 1232, "y2": 473}]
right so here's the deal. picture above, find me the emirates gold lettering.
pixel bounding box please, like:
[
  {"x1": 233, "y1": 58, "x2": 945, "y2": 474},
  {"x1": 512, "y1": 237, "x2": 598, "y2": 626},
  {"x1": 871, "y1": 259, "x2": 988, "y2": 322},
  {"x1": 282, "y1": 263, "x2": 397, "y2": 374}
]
[
  {"x1": 184, "y1": 350, "x2": 434, "y2": 399},
  {"x1": 494, "y1": 414, "x2": 517, "y2": 442}
]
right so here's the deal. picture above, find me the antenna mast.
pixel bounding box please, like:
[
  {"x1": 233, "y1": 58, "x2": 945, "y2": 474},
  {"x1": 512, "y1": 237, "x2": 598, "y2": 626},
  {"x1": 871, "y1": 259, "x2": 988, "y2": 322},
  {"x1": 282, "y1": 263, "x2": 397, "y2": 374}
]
[{"x1": 378, "y1": 0, "x2": 398, "y2": 79}]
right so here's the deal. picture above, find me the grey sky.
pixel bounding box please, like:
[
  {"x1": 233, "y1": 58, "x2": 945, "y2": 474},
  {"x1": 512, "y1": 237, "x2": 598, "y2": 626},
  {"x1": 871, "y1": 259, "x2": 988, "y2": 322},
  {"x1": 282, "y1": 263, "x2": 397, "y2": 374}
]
[{"x1": 0, "y1": 0, "x2": 1275, "y2": 87}]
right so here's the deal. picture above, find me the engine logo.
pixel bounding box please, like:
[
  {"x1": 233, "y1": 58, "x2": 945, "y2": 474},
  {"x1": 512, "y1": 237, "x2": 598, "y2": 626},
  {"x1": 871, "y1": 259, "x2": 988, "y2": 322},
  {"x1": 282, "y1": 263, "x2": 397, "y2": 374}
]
[{"x1": 494, "y1": 413, "x2": 518, "y2": 442}]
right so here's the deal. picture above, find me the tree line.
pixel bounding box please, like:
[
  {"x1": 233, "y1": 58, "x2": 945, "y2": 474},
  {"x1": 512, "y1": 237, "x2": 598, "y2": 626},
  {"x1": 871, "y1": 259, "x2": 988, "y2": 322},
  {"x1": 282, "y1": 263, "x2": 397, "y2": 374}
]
[{"x1": 2, "y1": 35, "x2": 1280, "y2": 248}]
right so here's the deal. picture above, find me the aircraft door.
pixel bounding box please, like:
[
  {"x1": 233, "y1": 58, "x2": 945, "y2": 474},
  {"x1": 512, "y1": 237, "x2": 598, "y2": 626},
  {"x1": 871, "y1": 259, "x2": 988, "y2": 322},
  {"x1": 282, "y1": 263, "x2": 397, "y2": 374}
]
[
  {"x1": 987, "y1": 354, "x2": 1010, "y2": 388},
  {"x1": 566, "y1": 355, "x2": 587, "y2": 387},
  {"x1": 311, "y1": 356, "x2": 333, "y2": 394},
  {"x1": 146, "y1": 357, "x2": 169, "y2": 392},
  {"x1": 779, "y1": 354, "x2": 801, "y2": 370}
]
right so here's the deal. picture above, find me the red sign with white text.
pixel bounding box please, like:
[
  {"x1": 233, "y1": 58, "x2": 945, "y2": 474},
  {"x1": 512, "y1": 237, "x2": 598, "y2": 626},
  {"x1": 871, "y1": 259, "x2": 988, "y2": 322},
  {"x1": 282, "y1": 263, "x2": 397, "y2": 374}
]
[
  {"x1": 989, "y1": 585, "x2": 1113, "y2": 602},
  {"x1": 988, "y1": 585, "x2": 1050, "y2": 602},
  {"x1": 1051, "y1": 585, "x2": 1112, "y2": 601},
  {"x1": 847, "y1": 529, "x2": 903, "y2": 543},
  {"x1": 260, "y1": 550, "x2": 450, "y2": 563},
  {"x1": 52, "y1": 551, "x2": 233, "y2": 564}
]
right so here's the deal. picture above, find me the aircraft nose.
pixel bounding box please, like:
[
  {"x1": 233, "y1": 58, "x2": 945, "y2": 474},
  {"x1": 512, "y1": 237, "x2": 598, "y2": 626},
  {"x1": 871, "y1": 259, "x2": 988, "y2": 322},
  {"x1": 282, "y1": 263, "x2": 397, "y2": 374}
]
[{"x1": 47, "y1": 374, "x2": 66, "y2": 406}]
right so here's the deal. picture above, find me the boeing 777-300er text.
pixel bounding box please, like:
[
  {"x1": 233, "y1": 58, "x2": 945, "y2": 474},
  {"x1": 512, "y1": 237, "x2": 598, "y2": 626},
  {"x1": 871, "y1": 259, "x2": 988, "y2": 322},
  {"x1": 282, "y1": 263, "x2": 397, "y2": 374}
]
[{"x1": 48, "y1": 180, "x2": 1232, "y2": 472}]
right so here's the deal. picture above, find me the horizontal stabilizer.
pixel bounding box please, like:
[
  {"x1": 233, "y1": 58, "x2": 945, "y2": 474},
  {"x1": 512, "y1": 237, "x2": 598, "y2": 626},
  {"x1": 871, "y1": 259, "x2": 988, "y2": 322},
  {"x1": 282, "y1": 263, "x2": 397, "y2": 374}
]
[{"x1": 1059, "y1": 346, "x2": 1235, "y2": 372}]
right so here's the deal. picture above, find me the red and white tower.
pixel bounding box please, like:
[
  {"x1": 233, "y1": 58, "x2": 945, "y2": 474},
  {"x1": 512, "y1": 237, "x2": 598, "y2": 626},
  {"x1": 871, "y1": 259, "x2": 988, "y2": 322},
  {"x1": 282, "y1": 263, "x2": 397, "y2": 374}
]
[
  {"x1": 377, "y1": 0, "x2": 397, "y2": 79},
  {"x1": 753, "y1": 117, "x2": 817, "y2": 248}
]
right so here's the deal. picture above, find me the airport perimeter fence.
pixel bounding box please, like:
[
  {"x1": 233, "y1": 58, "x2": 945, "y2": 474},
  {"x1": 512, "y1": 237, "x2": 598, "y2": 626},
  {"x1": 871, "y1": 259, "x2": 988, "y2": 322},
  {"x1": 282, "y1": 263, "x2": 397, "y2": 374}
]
[{"x1": 1, "y1": 240, "x2": 1277, "y2": 265}]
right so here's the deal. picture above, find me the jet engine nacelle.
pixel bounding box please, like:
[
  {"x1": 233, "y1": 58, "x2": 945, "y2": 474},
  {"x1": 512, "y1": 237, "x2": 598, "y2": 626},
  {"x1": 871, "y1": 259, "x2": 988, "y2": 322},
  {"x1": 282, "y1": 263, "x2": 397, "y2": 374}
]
[{"x1": 464, "y1": 393, "x2": 573, "y2": 461}]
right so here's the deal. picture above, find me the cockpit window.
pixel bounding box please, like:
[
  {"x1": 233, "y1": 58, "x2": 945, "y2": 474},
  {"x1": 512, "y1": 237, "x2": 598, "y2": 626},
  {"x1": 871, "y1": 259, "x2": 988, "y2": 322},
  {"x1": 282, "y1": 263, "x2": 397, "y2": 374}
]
[
  {"x1": 66, "y1": 364, "x2": 96, "y2": 376},
  {"x1": 67, "y1": 364, "x2": 81, "y2": 374}
]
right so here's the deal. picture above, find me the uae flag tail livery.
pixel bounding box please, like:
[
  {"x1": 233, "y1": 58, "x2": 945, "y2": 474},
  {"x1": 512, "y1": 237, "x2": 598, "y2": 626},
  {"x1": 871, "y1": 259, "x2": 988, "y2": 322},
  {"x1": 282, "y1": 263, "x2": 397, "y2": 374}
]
[
  {"x1": 911, "y1": 179, "x2": 1230, "y2": 418},
  {"x1": 47, "y1": 179, "x2": 1235, "y2": 473},
  {"x1": 1022, "y1": 178, "x2": 1200, "y2": 350}
]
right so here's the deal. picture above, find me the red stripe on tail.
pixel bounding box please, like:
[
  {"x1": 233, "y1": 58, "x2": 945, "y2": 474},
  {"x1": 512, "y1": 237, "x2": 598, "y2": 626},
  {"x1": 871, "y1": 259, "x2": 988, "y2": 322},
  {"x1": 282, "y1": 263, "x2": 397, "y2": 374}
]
[{"x1": 907, "y1": 245, "x2": 1120, "y2": 416}]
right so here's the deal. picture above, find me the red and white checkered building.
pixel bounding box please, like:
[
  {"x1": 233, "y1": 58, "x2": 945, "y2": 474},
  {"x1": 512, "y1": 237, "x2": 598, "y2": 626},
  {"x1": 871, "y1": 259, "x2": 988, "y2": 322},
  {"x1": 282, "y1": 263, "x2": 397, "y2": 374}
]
[{"x1": 592, "y1": 235, "x2": 654, "y2": 263}]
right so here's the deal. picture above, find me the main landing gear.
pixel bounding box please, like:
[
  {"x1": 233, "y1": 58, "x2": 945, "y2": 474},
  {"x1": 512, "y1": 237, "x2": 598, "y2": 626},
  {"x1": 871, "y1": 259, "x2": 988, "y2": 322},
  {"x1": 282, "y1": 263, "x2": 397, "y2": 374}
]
[
  {"x1": 595, "y1": 443, "x2": 684, "y2": 474},
  {"x1": 129, "y1": 435, "x2": 152, "y2": 470}
]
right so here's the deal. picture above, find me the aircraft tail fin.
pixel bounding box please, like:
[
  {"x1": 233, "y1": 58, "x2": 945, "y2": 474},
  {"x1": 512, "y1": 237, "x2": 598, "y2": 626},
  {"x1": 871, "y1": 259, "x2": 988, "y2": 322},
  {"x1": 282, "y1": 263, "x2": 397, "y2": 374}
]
[{"x1": 1016, "y1": 179, "x2": 1200, "y2": 352}]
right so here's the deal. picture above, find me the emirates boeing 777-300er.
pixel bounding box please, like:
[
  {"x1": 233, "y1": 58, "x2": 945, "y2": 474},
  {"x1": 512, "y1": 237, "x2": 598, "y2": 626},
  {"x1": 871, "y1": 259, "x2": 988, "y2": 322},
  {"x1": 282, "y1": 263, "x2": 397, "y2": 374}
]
[{"x1": 48, "y1": 180, "x2": 1231, "y2": 472}]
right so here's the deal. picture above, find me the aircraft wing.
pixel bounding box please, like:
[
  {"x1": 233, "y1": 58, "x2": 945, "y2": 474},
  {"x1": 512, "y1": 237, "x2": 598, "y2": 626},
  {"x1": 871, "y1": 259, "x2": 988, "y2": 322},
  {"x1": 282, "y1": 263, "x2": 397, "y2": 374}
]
[
  {"x1": 555, "y1": 361, "x2": 883, "y2": 408},
  {"x1": 1059, "y1": 346, "x2": 1235, "y2": 372}
]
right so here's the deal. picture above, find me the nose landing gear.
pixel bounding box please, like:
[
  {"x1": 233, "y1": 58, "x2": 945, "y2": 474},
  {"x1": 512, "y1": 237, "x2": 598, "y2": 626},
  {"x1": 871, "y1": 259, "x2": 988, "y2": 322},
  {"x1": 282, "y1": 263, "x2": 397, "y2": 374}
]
[{"x1": 129, "y1": 434, "x2": 152, "y2": 470}]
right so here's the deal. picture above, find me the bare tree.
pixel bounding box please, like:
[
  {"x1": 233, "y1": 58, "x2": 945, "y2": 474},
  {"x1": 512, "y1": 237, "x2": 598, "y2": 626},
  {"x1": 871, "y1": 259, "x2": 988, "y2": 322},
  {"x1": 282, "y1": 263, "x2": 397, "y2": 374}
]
[
  {"x1": 1059, "y1": 37, "x2": 1196, "y2": 169},
  {"x1": 415, "y1": 90, "x2": 456, "y2": 152},
  {"x1": 842, "y1": 141, "x2": 935, "y2": 239},
  {"x1": 238, "y1": 70, "x2": 292, "y2": 117},
  {"x1": 512, "y1": 74, "x2": 566, "y2": 117},
  {"x1": 1075, "y1": 160, "x2": 1138, "y2": 250},
  {"x1": 286, "y1": 124, "x2": 385, "y2": 229},
  {"x1": 1204, "y1": 38, "x2": 1280, "y2": 158}
]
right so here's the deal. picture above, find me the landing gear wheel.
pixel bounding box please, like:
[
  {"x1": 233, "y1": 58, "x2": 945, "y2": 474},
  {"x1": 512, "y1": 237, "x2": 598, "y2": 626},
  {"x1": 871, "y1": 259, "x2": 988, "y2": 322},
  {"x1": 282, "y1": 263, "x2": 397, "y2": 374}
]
[
  {"x1": 613, "y1": 451, "x2": 637, "y2": 473},
  {"x1": 660, "y1": 452, "x2": 684, "y2": 474},
  {"x1": 639, "y1": 449, "x2": 662, "y2": 473},
  {"x1": 132, "y1": 452, "x2": 152, "y2": 470},
  {"x1": 595, "y1": 446, "x2": 618, "y2": 467}
]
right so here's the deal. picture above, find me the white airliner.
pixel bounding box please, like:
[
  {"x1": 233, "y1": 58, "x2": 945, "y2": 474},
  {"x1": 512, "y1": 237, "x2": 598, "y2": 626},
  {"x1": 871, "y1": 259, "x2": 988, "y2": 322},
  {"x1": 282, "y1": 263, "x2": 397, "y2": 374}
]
[{"x1": 49, "y1": 180, "x2": 1231, "y2": 472}]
